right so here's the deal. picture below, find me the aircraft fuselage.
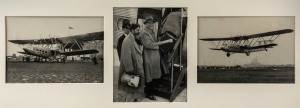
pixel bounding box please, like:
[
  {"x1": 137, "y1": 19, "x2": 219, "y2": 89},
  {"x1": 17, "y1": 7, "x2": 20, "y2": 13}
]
[
  {"x1": 221, "y1": 45, "x2": 267, "y2": 53},
  {"x1": 23, "y1": 47, "x2": 56, "y2": 58},
  {"x1": 220, "y1": 45, "x2": 268, "y2": 57}
]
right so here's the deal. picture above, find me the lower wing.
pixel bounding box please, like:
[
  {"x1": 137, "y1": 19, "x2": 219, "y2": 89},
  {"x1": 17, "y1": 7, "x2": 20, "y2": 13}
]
[
  {"x1": 17, "y1": 52, "x2": 28, "y2": 55},
  {"x1": 251, "y1": 43, "x2": 277, "y2": 49},
  {"x1": 60, "y1": 49, "x2": 99, "y2": 56},
  {"x1": 209, "y1": 48, "x2": 223, "y2": 50}
]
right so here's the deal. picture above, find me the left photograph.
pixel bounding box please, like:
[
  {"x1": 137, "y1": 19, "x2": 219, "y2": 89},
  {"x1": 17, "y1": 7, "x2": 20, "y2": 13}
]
[{"x1": 6, "y1": 16, "x2": 104, "y2": 83}]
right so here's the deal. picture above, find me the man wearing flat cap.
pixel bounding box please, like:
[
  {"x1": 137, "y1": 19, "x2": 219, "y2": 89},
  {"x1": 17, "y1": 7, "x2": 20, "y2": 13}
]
[
  {"x1": 117, "y1": 23, "x2": 131, "y2": 60},
  {"x1": 141, "y1": 15, "x2": 173, "y2": 100}
]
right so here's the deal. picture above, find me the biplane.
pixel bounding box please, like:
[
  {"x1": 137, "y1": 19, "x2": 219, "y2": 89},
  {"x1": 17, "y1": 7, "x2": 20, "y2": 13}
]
[
  {"x1": 8, "y1": 31, "x2": 104, "y2": 62},
  {"x1": 199, "y1": 29, "x2": 294, "y2": 57}
]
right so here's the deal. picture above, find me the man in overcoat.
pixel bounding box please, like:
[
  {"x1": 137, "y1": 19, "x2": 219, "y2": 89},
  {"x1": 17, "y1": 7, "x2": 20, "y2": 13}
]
[
  {"x1": 118, "y1": 24, "x2": 145, "y2": 102},
  {"x1": 141, "y1": 16, "x2": 173, "y2": 100}
]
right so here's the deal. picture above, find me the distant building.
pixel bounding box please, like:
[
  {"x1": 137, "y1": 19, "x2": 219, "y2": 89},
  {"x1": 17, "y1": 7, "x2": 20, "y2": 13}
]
[{"x1": 244, "y1": 57, "x2": 263, "y2": 67}]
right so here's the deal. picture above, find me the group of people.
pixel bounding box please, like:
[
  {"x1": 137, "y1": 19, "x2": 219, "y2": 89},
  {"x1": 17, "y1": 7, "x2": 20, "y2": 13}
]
[{"x1": 117, "y1": 16, "x2": 173, "y2": 102}]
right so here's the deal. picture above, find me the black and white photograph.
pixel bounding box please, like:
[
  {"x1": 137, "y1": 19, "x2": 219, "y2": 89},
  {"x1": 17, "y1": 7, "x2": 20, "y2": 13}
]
[
  {"x1": 6, "y1": 16, "x2": 104, "y2": 83},
  {"x1": 113, "y1": 7, "x2": 187, "y2": 102},
  {"x1": 197, "y1": 17, "x2": 295, "y2": 83}
]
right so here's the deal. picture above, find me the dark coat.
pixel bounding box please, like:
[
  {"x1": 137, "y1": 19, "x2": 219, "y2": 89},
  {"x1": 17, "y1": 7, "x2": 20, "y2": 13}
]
[
  {"x1": 117, "y1": 34, "x2": 126, "y2": 60},
  {"x1": 118, "y1": 34, "x2": 145, "y2": 93},
  {"x1": 141, "y1": 29, "x2": 162, "y2": 83}
]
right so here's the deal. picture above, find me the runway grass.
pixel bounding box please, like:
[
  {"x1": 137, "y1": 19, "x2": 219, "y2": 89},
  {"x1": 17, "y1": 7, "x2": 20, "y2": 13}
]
[
  {"x1": 197, "y1": 68, "x2": 294, "y2": 83},
  {"x1": 6, "y1": 61, "x2": 103, "y2": 83}
]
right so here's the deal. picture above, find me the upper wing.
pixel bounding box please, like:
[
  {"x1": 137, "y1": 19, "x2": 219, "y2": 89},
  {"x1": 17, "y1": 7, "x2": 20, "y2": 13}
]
[
  {"x1": 243, "y1": 29, "x2": 293, "y2": 39},
  {"x1": 60, "y1": 49, "x2": 99, "y2": 56},
  {"x1": 57, "y1": 31, "x2": 104, "y2": 43},
  {"x1": 199, "y1": 37, "x2": 233, "y2": 41},
  {"x1": 199, "y1": 29, "x2": 293, "y2": 41},
  {"x1": 8, "y1": 31, "x2": 104, "y2": 45},
  {"x1": 8, "y1": 39, "x2": 55, "y2": 45}
]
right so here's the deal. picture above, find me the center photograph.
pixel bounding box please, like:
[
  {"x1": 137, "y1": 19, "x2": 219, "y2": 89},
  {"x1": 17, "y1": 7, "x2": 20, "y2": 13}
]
[{"x1": 113, "y1": 7, "x2": 187, "y2": 102}]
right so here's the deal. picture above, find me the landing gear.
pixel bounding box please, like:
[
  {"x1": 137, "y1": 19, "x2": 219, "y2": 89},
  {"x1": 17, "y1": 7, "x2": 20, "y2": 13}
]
[
  {"x1": 34, "y1": 57, "x2": 39, "y2": 62},
  {"x1": 48, "y1": 57, "x2": 53, "y2": 63},
  {"x1": 226, "y1": 53, "x2": 230, "y2": 57},
  {"x1": 246, "y1": 52, "x2": 250, "y2": 56},
  {"x1": 56, "y1": 58, "x2": 61, "y2": 63},
  {"x1": 26, "y1": 57, "x2": 30, "y2": 62},
  {"x1": 92, "y1": 57, "x2": 98, "y2": 65}
]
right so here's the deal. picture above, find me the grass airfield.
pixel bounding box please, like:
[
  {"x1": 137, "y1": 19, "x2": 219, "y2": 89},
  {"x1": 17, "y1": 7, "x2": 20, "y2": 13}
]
[
  {"x1": 6, "y1": 61, "x2": 103, "y2": 83},
  {"x1": 198, "y1": 67, "x2": 294, "y2": 83}
]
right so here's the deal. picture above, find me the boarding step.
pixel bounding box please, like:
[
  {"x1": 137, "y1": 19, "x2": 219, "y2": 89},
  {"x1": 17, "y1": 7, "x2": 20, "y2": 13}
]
[{"x1": 151, "y1": 69, "x2": 186, "y2": 101}]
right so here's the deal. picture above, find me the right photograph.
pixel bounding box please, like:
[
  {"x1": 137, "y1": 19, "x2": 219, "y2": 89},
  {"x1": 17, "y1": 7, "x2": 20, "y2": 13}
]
[{"x1": 197, "y1": 16, "x2": 295, "y2": 83}]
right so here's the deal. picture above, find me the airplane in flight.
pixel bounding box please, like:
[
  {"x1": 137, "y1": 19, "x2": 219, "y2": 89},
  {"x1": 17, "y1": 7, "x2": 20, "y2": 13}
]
[
  {"x1": 9, "y1": 31, "x2": 104, "y2": 62},
  {"x1": 199, "y1": 29, "x2": 293, "y2": 57}
]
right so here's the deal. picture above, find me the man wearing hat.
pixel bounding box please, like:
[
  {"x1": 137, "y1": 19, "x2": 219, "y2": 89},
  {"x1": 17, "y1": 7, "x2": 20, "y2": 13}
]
[
  {"x1": 141, "y1": 15, "x2": 173, "y2": 100},
  {"x1": 117, "y1": 23, "x2": 131, "y2": 60}
]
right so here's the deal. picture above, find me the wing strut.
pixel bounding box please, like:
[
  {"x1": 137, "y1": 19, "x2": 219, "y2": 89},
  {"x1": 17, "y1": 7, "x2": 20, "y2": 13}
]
[
  {"x1": 74, "y1": 39, "x2": 83, "y2": 50},
  {"x1": 63, "y1": 39, "x2": 72, "y2": 49},
  {"x1": 216, "y1": 41, "x2": 221, "y2": 48},
  {"x1": 252, "y1": 37, "x2": 261, "y2": 46},
  {"x1": 270, "y1": 34, "x2": 280, "y2": 43},
  {"x1": 208, "y1": 41, "x2": 216, "y2": 48},
  {"x1": 248, "y1": 38, "x2": 255, "y2": 46}
]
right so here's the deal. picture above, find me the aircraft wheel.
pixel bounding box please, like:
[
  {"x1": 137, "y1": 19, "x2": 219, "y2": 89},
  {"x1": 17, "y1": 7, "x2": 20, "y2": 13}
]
[
  {"x1": 26, "y1": 57, "x2": 30, "y2": 62},
  {"x1": 49, "y1": 58, "x2": 53, "y2": 63},
  {"x1": 57, "y1": 58, "x2": 61, "y2": 63},
  {"x1": 246, "y1": 52, "x2": 250, "y2": 56},
  {"x1": 226, "y1": 53, "x2": 230, "y2": 57}
]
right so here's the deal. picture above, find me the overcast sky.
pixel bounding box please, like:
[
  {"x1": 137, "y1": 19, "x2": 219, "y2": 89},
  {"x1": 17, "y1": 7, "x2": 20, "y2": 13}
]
[
  {"x1": 198, "y1": 17, "x2": 295, "y2": 66},
  {"x1": 6, "y1": 16, "x2": 103, "y2": 56}
]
